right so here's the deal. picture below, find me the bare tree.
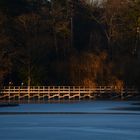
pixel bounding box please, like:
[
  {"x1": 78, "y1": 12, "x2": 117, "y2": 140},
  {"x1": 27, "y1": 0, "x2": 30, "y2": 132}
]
[
  {"x1": 0, "y1": 13, "x2": 12, "y2": 85},
  {"x1": 15, "y1": 13, "x2": 41, "y2": 86}
]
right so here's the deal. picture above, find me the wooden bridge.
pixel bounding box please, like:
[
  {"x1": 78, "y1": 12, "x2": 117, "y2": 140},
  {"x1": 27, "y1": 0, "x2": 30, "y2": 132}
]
[{"x1": 0, "y1": 86, "x2": 139, "y2": 100}]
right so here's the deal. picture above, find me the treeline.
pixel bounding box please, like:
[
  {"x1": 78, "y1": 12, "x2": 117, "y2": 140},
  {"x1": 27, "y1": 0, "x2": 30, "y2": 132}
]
[{"x1": 0, "y1": 0, "x2": 140, "y2": 88}]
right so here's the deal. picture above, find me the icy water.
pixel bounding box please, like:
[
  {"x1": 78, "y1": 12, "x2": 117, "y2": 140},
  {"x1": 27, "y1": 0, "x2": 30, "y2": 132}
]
[{"x1": 0, "y1": 101, "x2": 140, "y2": 140}]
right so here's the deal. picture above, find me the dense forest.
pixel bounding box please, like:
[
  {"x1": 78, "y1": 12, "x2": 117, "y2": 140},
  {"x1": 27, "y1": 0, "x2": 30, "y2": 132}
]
[{"x1": 0, "y1": 0, "x2": 140, "y2": 88}]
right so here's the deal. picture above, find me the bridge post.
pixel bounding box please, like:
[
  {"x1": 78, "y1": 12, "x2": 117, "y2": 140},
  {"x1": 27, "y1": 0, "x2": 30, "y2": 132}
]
[
  {"x1": 58, "y1": 86, "x2": 60, "y2": 100},
  {"x1": 8, "y1": 86, "x2": 10, "y2": 102},
  {"x1": 78, "y1": 86, "x2": 80, "y2": 100},
  {"x1": 68, "y1": 86, "x2": 70, "y2": 100},
  {"x1": 18, "y1": 86, "x2": 20, "y2": 101},
  {"x1": 48, "y1": 86, "x2": 50, "y2": 100},
  {"x1": 38, "y1": 86, "x2": 40, "y2": 100},
  {"x1": 42, "y1": 86, "x2": 45, "y2": 100},
  {"x1": 121, "y1": 88, "x2": 124, "y2": 100},
  {"x1": 89, "y1": 87, "x2": 91, "y2": 99},
  {"x1": 28, "y1": 86, "x2": 30, "y2": 100}
]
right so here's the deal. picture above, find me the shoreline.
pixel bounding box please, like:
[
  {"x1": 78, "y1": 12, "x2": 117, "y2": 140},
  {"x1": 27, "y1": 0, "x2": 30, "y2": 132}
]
[{"x1": 0, "y1": 103, "x2": 19, "y2": 107}]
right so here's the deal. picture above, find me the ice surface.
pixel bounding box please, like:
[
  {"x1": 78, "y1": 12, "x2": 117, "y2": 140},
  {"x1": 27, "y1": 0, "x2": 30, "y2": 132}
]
[{"x1": 0, "y1": 101, "x2": 140, "y2": 140}]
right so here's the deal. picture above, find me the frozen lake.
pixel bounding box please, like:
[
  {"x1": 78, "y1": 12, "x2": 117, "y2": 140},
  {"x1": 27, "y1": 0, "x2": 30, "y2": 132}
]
[{"x1": 0, "y1": 101, "x2": 140, "y2": 140}]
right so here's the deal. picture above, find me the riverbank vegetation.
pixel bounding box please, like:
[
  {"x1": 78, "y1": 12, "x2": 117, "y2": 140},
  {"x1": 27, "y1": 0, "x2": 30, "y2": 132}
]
[{"x1": 0, "y1": 0, "x2": 140, "y2": 88}]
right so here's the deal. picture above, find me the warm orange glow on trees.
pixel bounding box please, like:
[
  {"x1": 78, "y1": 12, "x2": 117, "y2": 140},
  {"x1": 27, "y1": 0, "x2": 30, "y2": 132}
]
[{"x1": 0, "y1": 0, "x2": 140, "y2": 88}]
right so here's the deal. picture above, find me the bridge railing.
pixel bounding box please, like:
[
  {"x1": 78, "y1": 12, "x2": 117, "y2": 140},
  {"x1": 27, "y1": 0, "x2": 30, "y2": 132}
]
[
  {"x1": 0, "y1": 86, "x2": 139, "y2": 100},
  {"x1": 0, "y1": 86, "x2": 138, "y2": 92}
]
